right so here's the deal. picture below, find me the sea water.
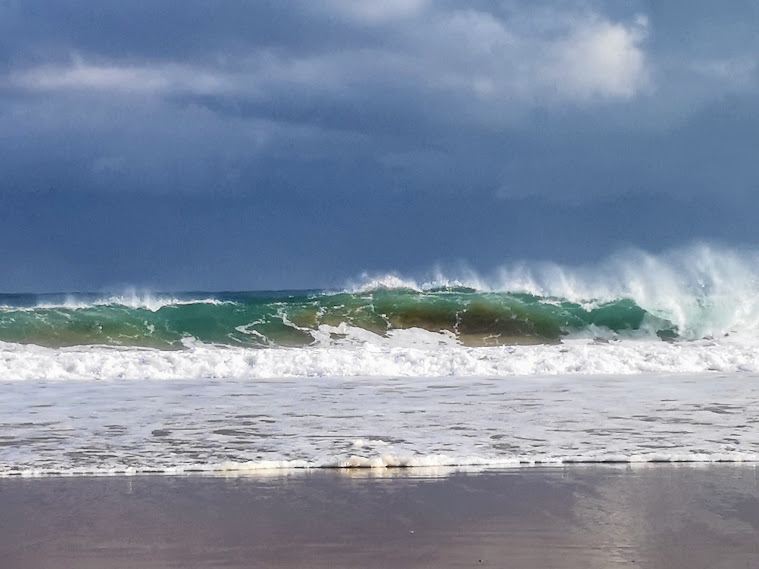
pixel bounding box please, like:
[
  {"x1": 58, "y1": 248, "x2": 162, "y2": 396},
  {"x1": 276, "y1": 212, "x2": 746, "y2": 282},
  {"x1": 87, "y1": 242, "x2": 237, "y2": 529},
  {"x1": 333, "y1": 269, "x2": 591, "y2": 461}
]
[{"x1": 3, "y1": 245, "x2": 759, "y2": 476}]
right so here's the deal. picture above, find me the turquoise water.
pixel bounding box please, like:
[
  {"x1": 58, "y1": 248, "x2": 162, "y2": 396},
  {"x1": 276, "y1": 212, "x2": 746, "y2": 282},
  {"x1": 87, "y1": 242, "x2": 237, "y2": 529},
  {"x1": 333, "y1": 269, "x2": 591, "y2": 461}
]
[{"x1": 0, "y1": 288, "x2": 676, "y2": 349}]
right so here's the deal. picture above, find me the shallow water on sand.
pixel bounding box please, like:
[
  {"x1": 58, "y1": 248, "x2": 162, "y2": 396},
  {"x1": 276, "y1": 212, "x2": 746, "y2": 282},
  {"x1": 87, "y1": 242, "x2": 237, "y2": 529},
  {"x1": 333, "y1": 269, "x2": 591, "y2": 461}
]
[{"x1": 3, "y1": 372, "x2": 759, "y2": 476}]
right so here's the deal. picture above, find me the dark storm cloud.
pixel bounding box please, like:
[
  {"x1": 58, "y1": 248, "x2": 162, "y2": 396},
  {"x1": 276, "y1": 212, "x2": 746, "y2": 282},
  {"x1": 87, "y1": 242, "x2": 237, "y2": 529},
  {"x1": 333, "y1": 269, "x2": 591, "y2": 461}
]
[
  {"x1": 2, "y1": 1, "x2": 759, "y2": 291},
  {"x1": 0, "y1": 1, "x2": 358, "y2": 63},
  {"x1": 1, "y1": 0, "x2": 657, "y2": 196}
]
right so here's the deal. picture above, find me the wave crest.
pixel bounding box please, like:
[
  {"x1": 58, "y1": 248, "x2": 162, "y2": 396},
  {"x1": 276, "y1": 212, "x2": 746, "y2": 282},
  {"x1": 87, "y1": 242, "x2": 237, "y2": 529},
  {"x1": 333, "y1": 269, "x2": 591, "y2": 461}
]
[{"x1": 349, "y1": 243, "x2": 759, "y2": 340}]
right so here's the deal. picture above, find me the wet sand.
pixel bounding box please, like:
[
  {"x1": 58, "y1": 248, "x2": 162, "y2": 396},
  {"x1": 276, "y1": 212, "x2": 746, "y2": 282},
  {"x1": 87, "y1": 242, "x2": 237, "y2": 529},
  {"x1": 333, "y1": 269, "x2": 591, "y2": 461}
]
[{"x1": 1, "y1": 465, "x2": 759, "y2": 568}]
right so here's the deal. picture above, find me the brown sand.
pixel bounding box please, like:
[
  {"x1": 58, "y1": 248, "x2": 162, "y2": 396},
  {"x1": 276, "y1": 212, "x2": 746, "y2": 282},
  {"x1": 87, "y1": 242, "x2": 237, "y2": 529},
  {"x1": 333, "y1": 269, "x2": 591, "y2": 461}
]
[{"x1": 1, "y1": 465, "x2": 758, "y2": 568}]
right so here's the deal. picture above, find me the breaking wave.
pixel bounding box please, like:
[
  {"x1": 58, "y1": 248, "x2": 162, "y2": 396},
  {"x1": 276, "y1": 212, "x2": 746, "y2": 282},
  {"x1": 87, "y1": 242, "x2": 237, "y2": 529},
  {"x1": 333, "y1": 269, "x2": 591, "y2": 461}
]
[{"x1": 2, "y1": 244, "x2": 758, "y2": 350}]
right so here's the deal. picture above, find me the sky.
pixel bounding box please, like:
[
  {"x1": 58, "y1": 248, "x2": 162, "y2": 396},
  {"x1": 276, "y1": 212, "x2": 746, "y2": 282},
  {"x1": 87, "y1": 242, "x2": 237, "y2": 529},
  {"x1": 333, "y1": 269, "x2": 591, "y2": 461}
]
[{"x1": 2, "y1": 0, "x2": 758, "y2": 292}]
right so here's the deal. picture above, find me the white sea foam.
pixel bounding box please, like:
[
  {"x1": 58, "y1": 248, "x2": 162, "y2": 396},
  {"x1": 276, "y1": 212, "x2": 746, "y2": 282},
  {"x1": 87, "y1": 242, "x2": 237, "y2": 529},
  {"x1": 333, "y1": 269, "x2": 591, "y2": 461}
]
[
  {"x1": 3, "y1": 371, "x2": 759, "y2": 477},
  {"x1": 1, "y1": 335, "x2": 759, "y2": 381}
]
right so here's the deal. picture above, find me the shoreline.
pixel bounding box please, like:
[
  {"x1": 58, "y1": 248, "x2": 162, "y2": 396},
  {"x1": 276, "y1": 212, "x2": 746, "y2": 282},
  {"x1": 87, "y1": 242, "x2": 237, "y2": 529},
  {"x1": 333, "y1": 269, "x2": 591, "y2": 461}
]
[
  {"x1": 2, "y1": 465, "x2": 758, "y2": 568},
  {"x1": 3, "y1": 458, "x2": 759, "y2": 479}
]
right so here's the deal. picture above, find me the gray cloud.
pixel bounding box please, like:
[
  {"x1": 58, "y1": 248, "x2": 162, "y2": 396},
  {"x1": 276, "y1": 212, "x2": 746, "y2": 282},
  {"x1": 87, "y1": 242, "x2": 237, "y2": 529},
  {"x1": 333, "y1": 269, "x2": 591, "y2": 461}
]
[
  {"x1": 1, "y1": 1, "x2": 758, "y2": 201},
  {"x1": 5, "y1": 2, "x2": 652, "y2": 107}
]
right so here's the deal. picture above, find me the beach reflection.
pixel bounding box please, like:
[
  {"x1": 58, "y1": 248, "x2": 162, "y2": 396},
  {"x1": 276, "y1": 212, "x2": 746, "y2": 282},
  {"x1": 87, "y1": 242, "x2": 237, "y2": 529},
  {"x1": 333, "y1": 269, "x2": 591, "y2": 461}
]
[{"x1": 2, "y1": 465, "x2": 759, "y2": 568}]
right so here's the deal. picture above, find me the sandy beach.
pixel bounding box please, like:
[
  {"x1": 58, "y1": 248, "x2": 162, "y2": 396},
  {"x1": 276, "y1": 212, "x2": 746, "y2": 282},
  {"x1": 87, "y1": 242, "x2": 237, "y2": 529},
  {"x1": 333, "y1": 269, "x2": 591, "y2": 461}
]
[{"x1": 1, "y1": 465, "x2": 758, "y2": 568}]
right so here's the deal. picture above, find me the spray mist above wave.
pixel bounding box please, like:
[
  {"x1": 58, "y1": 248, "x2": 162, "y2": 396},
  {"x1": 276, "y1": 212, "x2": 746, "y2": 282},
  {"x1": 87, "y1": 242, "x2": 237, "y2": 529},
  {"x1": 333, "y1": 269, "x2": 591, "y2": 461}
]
[
  {"x1": 349, "y1": 244, "x2": 759, "y2": 340},
  {"x1": 91, "y1": 294, "x2": 231, "y2": 312}
]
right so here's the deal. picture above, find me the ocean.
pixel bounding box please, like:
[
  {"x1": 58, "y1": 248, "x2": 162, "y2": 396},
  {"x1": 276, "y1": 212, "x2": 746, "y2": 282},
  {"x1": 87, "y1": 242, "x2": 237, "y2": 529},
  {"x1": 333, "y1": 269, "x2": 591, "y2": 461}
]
[{"x1": 3, "y1": 245, "x2": 759, "y2": 477}]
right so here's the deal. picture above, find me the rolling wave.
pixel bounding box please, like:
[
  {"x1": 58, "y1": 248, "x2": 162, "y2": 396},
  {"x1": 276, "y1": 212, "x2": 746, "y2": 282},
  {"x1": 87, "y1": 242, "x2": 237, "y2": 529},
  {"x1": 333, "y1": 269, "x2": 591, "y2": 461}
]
[
  {"x1": 0, "y1": 289, "x2": 674, "y2": 348},
  {"x1": 1, "y1": 244, "x2": 757, "y2": 349}
]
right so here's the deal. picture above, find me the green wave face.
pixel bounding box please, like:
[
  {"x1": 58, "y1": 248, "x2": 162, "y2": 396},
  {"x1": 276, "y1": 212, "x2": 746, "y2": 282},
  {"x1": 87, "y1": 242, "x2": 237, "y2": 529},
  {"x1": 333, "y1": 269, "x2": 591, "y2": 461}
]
[{"x1": 0, "y1": 289, "x2": 678, "y2": 349}]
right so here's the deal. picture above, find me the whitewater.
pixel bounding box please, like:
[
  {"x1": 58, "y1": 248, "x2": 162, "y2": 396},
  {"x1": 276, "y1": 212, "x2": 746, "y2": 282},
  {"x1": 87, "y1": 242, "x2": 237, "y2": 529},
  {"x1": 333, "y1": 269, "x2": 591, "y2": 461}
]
[{"x1": 3, "y1": 244, "x2": 759, "y2": 476}]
